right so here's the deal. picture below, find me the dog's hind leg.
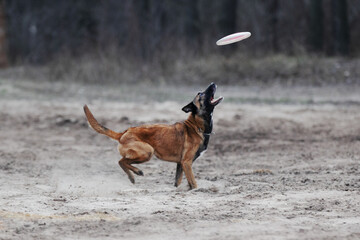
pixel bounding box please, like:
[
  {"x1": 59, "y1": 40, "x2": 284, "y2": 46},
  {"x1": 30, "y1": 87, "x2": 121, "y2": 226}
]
[
  {"x1": 118, "y1": 158, "x2": 136, "y2": 183},
  {"x1": 118, "y1": 142, "x2": 154, "y2": 184},
  {"x1": 119, "y1": 157, "x2": 144, "y2": 177},
  {"x1": 174, "y1": 163, "x2": 183, "y2": 187}
]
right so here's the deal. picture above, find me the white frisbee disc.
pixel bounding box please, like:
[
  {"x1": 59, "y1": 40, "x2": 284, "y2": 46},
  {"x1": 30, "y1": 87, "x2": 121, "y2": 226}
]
[{"x1": 216, "y1": 32, "x2": 251, "y2": 46}]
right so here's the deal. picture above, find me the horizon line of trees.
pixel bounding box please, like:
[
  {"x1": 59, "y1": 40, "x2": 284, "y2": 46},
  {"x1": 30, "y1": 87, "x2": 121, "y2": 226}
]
[{"x1": 0, "y1": 0, "x2": 359, "y2": 66}]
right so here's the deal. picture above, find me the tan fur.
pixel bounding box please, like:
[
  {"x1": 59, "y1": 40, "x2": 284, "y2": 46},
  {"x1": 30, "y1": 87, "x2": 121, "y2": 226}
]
[
  {"x1": 83, "y1": 105, "x2": 206, "y2": 189},
  {"x1": 84, "y1": 105, "x2": 123, "y2": 140}
]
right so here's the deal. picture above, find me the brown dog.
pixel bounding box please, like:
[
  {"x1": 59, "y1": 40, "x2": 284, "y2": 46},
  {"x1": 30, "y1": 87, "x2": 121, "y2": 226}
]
[{"x1": 83, "y1": 83, "x2": 223, "y2": 189}]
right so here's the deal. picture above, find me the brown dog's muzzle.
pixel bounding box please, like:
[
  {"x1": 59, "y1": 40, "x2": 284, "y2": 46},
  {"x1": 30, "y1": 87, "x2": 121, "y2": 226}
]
[{"x1": 204, "y1": 83, "x2": 223, "y2": 106}]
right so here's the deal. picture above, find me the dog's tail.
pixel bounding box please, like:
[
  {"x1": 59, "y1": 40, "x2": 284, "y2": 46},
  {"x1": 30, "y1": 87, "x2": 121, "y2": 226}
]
[{"x1": 83, "y1": 105, "x2": 123, "y2": 141}]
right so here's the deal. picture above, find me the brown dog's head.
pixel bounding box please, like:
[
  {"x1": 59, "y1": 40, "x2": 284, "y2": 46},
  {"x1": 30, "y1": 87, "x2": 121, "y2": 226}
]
[{"x1": 182, "y1": 83, "x2": 223, "y2": 116}]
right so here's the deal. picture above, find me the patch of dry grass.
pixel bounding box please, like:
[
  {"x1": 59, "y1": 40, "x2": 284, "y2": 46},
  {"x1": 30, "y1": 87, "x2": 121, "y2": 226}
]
[
  {"x1": 170, "y1": 53, "x2": 360, "y2": 85},
  {"x1": 1, "y1": 51, "x2": 359, "y2": 86}
]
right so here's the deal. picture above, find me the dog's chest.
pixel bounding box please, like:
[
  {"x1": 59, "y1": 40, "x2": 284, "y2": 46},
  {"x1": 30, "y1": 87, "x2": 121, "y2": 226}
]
[{"x1": 193, "y1": 134, "x2": 210, "y2": 162}]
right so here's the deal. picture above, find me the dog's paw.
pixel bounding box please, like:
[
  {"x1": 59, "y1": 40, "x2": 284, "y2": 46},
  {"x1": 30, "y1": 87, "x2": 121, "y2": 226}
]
[{"x1": 129, "y1": 176, "x2": 135, "y2": 184}]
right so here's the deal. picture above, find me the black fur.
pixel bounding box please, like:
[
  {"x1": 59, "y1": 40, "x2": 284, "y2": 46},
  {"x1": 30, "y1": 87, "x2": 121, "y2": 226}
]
[{"x1": 176, "y1": 83, "x2": 222, "y2": 186}]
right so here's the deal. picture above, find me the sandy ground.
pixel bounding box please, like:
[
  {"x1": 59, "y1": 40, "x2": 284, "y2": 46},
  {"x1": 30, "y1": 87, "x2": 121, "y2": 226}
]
[{"x1": 0, "y1": 80, "x2": 360, "y2": 239}]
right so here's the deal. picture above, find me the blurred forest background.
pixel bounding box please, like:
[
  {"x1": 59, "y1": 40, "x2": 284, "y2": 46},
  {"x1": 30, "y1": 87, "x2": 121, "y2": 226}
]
[{"x1": 1, "y1": 0, "x2": 360, "y2": 85}]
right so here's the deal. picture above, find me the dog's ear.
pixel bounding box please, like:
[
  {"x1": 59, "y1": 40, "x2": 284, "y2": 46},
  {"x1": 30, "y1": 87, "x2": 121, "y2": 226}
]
[{"x1": 182, "y1": 102, "x2": 196, "y2": 113}]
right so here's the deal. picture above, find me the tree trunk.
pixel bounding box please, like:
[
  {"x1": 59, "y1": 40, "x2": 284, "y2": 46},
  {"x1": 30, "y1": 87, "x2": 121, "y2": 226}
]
[
  {"x1": 217, "y1": 0, "x2": 237, "y2": 36},
  {"x1": 308, "y1": 0, "x2": 324, "y2": 52},
  {"x1": 268, "y1": 0, "x2": 279, "y2": 52},
  {"x1": 217, "y1": 0, "x2": 237, "y2": 53},
  {"x1": 132, "y1": 0, "x2": 150, "y2": 60},
  {"x1": 331, "y1": 0, "x2": 350, "y2": 55},
  {"x1": 0, "y1": 0, "x2": 8, "y2": 67},
  {"x1": 184, "y1": 0, "x2": 201, "y2": 49}
]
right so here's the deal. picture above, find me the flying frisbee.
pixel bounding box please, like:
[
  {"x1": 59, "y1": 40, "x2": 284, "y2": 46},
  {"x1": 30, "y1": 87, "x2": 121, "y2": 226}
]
[{"x1": 216, "y1": 32, "x2": 251, "y2": 46}]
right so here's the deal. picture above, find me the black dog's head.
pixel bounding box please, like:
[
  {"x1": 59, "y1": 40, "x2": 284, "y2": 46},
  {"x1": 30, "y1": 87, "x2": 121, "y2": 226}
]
[{"x1": 182, "y1": 83, "x2": 223, "y2": 117}]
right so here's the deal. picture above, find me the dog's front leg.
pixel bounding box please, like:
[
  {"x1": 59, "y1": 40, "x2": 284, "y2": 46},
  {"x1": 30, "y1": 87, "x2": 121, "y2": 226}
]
[
  {"x1": 181, "y1": 160, "x2": 197, "y2": 190},
  {"x1": 174, "y1": 163, "x2": 183, "y2": 187}
]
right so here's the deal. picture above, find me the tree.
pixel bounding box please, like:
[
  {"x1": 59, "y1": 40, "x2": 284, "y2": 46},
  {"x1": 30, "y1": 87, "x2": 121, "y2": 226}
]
[
  {"x1": 217, "y1": 0, "x2": 237, "y2": 37},
  {"x1": 308, "y1": 0, "x2": 324, "y2": 52},
  {"x1": 267, "y1": 0, "x2": 279, "y2": 52},
  {"x1": 183, "y1": 0, "x2": 201, "y2": 49},
  {"x1": 0, "y1": 0, "x2": 8, "y2": 67},
  {"x1": 331, "y1": 0, "x2": 350, "y2": 55},
  {"x1": 216, "y1": 0, "x2": 237, "y2": 54}
]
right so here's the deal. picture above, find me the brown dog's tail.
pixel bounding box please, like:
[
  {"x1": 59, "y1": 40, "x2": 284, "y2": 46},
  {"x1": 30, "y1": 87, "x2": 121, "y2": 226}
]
[{"x1": 83, "y1": 105, "x2": 122, "y2": 141}]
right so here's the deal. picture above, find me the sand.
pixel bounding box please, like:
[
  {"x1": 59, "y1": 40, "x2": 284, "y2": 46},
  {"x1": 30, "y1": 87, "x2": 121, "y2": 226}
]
[{"x1": 0, "y1": 81, "x2": 360, "y2": 239}]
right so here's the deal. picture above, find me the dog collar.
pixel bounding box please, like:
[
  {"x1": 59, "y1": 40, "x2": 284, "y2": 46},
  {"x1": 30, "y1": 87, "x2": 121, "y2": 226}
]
[
  {"x1": 198, "y1": 128, "x2": 214, "y2": 136},
  {"x1": 203, "y1": 132, "x2": 213, "y2": 136}
]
